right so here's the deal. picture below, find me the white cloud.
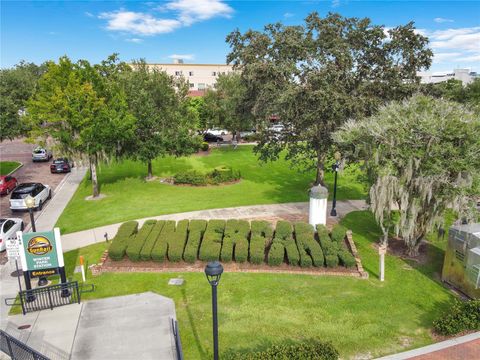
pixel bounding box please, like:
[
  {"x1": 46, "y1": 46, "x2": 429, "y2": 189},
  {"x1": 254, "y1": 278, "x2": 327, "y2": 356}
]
[
  {"x1": 284, "y1": 12, "x2": 294, "y2": 18},
  {"x1": 85, "y1": 11, "x2": 94, "y2": 18},
  {"x1": 126, "y1": 38, "x2": 144, "y2": 43},
  {"x1": 169, "y1": 54, "x2": 195, "y2": 60},
  {"x1": 99, "y1": 0, "x2": 233, "y2": 37},
  {"x1": 434, "y1": 17, "x2": 454, "y2": 23},
  {"x1": 99, "y1": 10, "x2": 182, "y2": 35},
  {"x1": 332, "y1": 0, "x2": 341, "y2": 8},
  {"x1": 163, "y1": 0, "x2": 233, "y2": 26}
]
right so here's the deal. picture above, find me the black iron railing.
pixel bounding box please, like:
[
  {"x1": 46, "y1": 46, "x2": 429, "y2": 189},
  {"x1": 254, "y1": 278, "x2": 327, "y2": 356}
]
[
  {"x1": 171, "y1": 318, "x2": 184, "y2": 360},
  {"x1": 5, "y1": 282, "x2": 95, "y2": 315},
  {"x1": 0, "y1": 329, "x2": 50, "y2": 360}
]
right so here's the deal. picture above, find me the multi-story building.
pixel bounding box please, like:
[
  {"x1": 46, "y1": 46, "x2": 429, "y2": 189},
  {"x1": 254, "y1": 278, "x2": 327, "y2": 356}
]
[
  {"x1": 146, "y1": 59, "x2": 234, "y2": 95},
  {"x1": 417, "y1": 68, "x2": 478, "y2": 85}
]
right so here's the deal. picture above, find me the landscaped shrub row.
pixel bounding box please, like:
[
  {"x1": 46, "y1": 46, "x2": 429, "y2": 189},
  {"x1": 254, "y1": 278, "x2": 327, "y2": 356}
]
[
  {"x1": 108, "y1": 221, "x2": 139, "y2": 261},
  {"x1": 268, "y1": 221, "x2": 300, "y2": 266},
  {"x1": 433, "y1": 299, "x2": 480, "y2": 336},
  {"x1": 249, "y1": 221, "x2": 273, "y2": 264},
  {"x1": 294, "y1": 222, "x2": 324, "y2": 267},
  {"x1": 221, "y1": 220, "x2": 250, "y2": 262},
  {"x1": 199, "y1": 220, "x2": 226, "y2": 261},
  {"x1": 126, "y1": 220, "x2": 156, "y2": 261},
  {"x1": 173, "y1": 167, "x2": 241, "y2": 186},
  {"x1": 184, "y1": 220, "x2": 207, "y2": 263},
  {"x1": 110, "y1": 220, "x2": 357, "y2": 269}
]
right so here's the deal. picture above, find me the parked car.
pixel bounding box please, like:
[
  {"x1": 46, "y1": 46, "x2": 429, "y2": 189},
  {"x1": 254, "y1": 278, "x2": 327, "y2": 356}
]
[
  {"x1": 10, "y1": 183, "x2": 52, "y2": 211},
  {"x1": 203, "y1": 133, "x2": 224, "y2": 143},
  {"x1": 239, "y1": 129, "x2": 256, "y2": 137},
  {"x1": 0, "y1": 175, "x2": 18, "y2": 196},
  {"x1": 0, "y1": 218, "x2": 24, "y2": 251},
  {"x1": 50, "y1": 158, "x2": 74, "y2": 173},
  {"x1": 32, "y1": 147, "x2": 52, "y2": 162},
  {"x1": 206, "y1": 128, "x2": 228, "y2": 136},
  {"x1": 269, "y1": 124, "x2": 285, "y2": 133}
]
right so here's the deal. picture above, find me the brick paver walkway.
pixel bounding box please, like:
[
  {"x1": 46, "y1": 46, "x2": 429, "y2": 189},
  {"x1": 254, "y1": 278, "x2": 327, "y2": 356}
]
[{"x1": 409, "y1": 338, "x2": 480, "y2": 360}]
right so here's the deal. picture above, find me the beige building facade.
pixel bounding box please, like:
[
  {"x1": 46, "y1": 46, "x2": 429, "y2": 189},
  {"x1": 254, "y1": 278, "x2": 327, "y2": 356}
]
[{"x1": 146, "y1": 62, "x2": 234, "y2": 91}]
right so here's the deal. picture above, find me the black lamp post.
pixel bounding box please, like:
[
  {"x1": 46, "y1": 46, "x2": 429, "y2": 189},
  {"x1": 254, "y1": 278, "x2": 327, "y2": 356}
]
[
  {"x1": 205, "y1": 261, "x2": 224, "y2": 360},
  {"x1": 25, "y1": 195, "x2": 48, "y2": 287},
  {"x1": 330, "y1": 152, "x2": 341, "y2": 217}
]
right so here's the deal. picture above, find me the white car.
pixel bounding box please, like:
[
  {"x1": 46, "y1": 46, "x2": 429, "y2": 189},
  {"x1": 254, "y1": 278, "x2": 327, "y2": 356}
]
[
  {"x1": 269, "y1": 124, "x2": 285, "y2": 133},
  {"x1": 10, "y1": 183, "x2": 52, "y2": 211},
  {"x1": 206, "y1": 128, "x2": 228, "y2": 136},
  {"x1": 32, "y1": 147, "x2": 53, "y2": 162},
  {"x1": 0, "y1": 218, "x2": 24, "y2": 252}
]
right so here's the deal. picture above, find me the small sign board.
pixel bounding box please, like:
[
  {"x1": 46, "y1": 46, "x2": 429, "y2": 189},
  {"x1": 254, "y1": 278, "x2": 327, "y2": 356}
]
[
  {"x1": 378, "y1": 244, "x2": 387, "y2": 255},
  {"x1": 6, "y1": 238, "x2": 20, "y2": 260}
]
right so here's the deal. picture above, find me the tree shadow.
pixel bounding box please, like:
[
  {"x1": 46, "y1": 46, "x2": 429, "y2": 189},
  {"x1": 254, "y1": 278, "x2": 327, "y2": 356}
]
[{"x1": 181, "y1": 286, "x2": 207, "y2": 359}]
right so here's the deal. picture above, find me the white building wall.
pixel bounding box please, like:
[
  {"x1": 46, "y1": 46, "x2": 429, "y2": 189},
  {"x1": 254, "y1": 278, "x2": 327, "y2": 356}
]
[
  {"x1": 418, "y1": 69, "x2": 477, "y2": 85},
  {"x1": 146, "y1": 64, "x2": 234, "y2": 91}
]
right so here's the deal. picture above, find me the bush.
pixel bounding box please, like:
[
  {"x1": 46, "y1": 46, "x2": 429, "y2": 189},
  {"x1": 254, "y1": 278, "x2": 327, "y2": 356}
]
[
  {"x1": 199, "y1": 220, "x2": 225, "y2": 261},
  {"x1": 168, "y1": 220, "x2": 189, "y2": 262},
  {"x1": 221, "y1": 220, "x2": 250, "y2": 262},
  {"x1": 140, "y1": 220, "x2": 165, "y2": 261},
  {"x1": 325, "y1": 255, "x2": 339, "y2": 268},
  {"x1": 173, "y1": 167, "x2": 241, "y2": 186},
  {"x1": 433, "y1": 300, "x2": 480, "y2": 336},
  {"x1": 126, "y1": 220, "x2": 156, "y2": 262},
  {"x1": 201, "y1": 142, "x2": 209, "y2": 151},
  {"x1": 241, "y1": 133, "x2": 262, "y2": 142},
  {"x1": 250, "y1": 221, "x2": 273, "y2": 264},
  {"x1": 294, "y1": 222, "x2": 324, "y2": 267},
  {"x1": 109, "y1": 221, "x2": 139, "y2": 261},
  {"x1": 224, "y1": 340, "x2": 339, "y2": 360},
  {"x1": 151, "y1": 221, "x2": 176, "y2": 261},
  {"x1": 268, "y1": 221, "x2": 299, "y2": 266},
  {"x1": 331, "y1": 225, "x2": 347, "y2": 243},
  {"x1": 184, "y1": 220, "x2": 208, "y2": 263},
  {"x1": 338, "y1": 250, "x2": 356, "y2": 268},
  {"x1": 173, "y1": 171, "x2": 208, "y2": 186}
]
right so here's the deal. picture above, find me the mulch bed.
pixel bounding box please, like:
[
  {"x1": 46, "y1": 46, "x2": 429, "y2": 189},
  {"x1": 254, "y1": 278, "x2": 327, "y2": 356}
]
[{"x1": 372, "y1": 236, "x2": 428, "y2": 265}]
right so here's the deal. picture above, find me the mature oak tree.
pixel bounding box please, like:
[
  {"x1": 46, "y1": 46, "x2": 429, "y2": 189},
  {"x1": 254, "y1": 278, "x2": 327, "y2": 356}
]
[
  {"x1": 334, "y1": 95, "x2": 480, "y2": 256},
  {"x1": 227, "y1": 12, "x2": 433, "y2": 185}
]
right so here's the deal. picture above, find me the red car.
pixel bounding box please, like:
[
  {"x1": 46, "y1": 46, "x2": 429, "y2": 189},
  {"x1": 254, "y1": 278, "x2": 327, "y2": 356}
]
[
  {"x1": 50, "y1": 158, "x2": 73, "y2": 173},
  {"x1": 0, "y1": 175, "x2": 18, "y2": 195}
]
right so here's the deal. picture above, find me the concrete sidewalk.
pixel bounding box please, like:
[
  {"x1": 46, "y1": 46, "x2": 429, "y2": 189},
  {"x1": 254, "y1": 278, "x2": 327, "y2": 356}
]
[
  {"x1": 376, "y1": 332, "x2": 480, "y2": 360},
  {"x1": 61, "y1": 200, "x2": 367, "y2": 251}
]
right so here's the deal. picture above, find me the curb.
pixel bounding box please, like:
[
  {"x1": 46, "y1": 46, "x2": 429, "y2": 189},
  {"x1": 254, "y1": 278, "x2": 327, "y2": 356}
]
[{"x1": 5, "y1": 162, "x2": 23, "y2": 176}]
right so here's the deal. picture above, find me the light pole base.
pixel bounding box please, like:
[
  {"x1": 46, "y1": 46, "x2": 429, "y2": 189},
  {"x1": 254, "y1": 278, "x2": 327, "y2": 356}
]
[
  {"x1": 37, "y1": 277, "x2": 48, "y2": 287},
  {"x1": 330, "y1": 208, "x2": 337, "y2": 217}
]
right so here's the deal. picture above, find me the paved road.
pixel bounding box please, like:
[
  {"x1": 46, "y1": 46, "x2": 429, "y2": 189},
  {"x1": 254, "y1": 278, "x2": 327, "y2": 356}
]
[{"x1": 0, "y1": 138, "x2": 67, "y2": 227}]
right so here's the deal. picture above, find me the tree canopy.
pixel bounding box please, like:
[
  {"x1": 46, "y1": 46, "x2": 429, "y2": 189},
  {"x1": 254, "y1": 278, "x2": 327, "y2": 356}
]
[
  {"x1": 227, "y1": 12, "x2": 433, "y2": 185},
  {"x1": 334, "y1": 95, "x2": 480, "y2": 256}
]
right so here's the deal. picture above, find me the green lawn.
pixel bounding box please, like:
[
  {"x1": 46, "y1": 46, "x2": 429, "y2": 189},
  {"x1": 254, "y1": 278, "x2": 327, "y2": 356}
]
[
  {"x1": 59, "y1": 211, "x2": 453, "y2": 359},
  {"x1": 0, "y1": 161, "x2": 21, "y2": 175},
  {"x1": 56, "y1": 146, "x2": 367, "y2": 233}
]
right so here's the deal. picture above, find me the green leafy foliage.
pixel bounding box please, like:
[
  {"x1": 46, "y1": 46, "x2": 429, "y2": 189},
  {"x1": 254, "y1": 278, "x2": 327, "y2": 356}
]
[
  {"x1": 433, "y1": 300, "x2": 480, "y2": 336},
  {"x1": 249, "y1": 221, "x2": 273, "y2": 264},
  {"x1": 268, "y1": 221, "x2": 299, "y2": 266},
  {"x1": 126, "y1": 220, "x2": 156, "y2": 262},
  {"x1": 338, "y1": 250, "x2": 356, "y2": 268},
  {"x1": 109, "y1": 221, "x2": 138, "y2": 261},
  {"x1": 221, "y1": 220, "x2": 250, "y2": 262},
  {"x1": 199, "y1": 220, "x2": 225, "y2": 261},
  {"x1": 224, "y1": 340, "x2": 339, "y2": 360},
  {"x1": 140, "y1": 220, "x2": 165, "y2": 261},
  {"x1": 151, "y1": 221, "x2": 176, "y2": 262},
  {"x1": 168, "y1": 220, "x2": 189, "y2": 262},
  {"x1": 330, "y1": 225, "x2": 347, "y2": 243},
  {"x1": 294, "y1": 222, "x2": 324, "y2": 267},
  {"x1": 184, "y1": 220, "x2": 208, "y2": 263},
  {"x1": 201, "y1": 142, "x2": 210, "y2": 151},
  {"x1": 173, "y1": 167, "x2": 241, "y2": 186}
]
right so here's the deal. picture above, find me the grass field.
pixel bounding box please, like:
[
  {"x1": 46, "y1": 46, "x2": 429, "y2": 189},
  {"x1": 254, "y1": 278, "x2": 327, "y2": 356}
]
[
  {"x1": 0, "y1": 161, "x2": 21, "y2": 175},
  {"x1": 58, "y1": 211, "x2": 452, "y2": 359},
  {"x1": 56, "y1": 146, "x2": 367, "y2": 233}
]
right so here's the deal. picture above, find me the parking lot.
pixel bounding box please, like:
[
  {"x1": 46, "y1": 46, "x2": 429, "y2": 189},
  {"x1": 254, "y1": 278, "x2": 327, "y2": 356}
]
[{"x1": 0, "y1": 138, "x2": 67, "y2": 228}]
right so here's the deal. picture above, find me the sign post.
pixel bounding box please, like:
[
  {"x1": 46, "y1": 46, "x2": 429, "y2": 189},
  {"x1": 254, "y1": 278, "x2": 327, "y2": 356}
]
[
  {"x1": 16, "y1": 227, "x2": 69, "y2": 300},
  {"x1": 379, "y1": 243, "x2": 387, "y2": 282},
  {"x1": 6, "y1": 237, "x2": 23, "y2": 294}
]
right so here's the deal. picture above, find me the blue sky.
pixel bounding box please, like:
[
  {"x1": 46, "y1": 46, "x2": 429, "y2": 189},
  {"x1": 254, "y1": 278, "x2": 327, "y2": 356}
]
[{"x1": 1, "y1": 1, "x2": 479, "y2": 72}]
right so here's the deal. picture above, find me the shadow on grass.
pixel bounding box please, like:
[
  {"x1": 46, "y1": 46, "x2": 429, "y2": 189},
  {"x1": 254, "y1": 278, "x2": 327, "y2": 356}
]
[{"x1": 181, "y1": 286, "x2": 207, "y2": 360}]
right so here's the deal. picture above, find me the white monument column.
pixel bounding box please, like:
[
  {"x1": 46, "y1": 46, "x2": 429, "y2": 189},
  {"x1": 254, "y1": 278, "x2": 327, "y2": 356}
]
[
  {"x1": 308, "y1": 185, "x2": 328, "y2": 226},
  {"x1": 379, "y1": 243, "x2": 387, "y2": 282}
]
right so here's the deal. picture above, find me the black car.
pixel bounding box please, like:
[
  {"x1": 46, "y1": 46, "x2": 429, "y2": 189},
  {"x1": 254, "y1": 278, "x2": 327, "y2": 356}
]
[
  {"x1": 50, "y1": 158, "x2": 73, "y2": 173},
  {"x1": 203, "y1": 133, "x2": 223, "y2": 143}
]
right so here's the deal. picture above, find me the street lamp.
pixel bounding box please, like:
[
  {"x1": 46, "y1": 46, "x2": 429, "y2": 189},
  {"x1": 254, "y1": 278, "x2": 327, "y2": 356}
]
[
  {"x1": 205, "y1": 261, "x2": 224, "y2": 360},
  {"x1": 25, "y1": 195, "x2": 48, "y2": 287},
  {"x1": 330, "y1": 152, "x2": 341, "y2": 217}
]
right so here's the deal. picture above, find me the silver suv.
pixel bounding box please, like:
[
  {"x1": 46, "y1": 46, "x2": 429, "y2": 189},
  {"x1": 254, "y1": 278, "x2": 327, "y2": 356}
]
[{"x1": 32, "y1": 147, "x2": 52, "y2": 162}]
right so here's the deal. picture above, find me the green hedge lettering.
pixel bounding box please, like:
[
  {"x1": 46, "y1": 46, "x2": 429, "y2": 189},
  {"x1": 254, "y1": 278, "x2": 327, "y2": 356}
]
[
  {"x1": 140, "y1": 220, "x2": 166, "y2": 261},
  {"x1": 268, "y1": 221, "x2": 299, "y2": 266},
  {"x1": 184, "y1": 220, "x2": 208, "y2": 263},
  {"x1": 109, "y1": 221, "x2": 139, "y2": 261},
  {"x1": 221, "y1": 220, "x2": 250, "y2": 262},
  {"x1": 249, "y1": 221, "x2": 273, "y2": 264},
  {"x1": 199, "y1": 220, "x2": 225, "y2": 261}
]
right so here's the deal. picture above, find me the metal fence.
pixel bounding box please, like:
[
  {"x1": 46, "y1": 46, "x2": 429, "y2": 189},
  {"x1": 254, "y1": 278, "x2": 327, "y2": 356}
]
[
  {"x1": 0, "y1": 329, "x2": 50, "y2": 360},
  {"x1": 4, "y1": 281, "x2": 95, "y2": 315},
  {"x1": 171, "y1": 318, "x2": 184, "y2": 360}
]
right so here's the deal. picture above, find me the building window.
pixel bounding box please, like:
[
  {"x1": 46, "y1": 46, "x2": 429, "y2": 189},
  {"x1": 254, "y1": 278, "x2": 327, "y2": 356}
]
[
  {"x1": 175, "y1": 71, "x2": 182, "y2": 76},
  {"x1": 189, "y1": 71, "x2": 194, "y2": 76},
  {"x1": 189, "y1": 83, "x2": 194, "y2": 88},
  {"x1": 212, "y1": 71, "x2": 217, "y2": 76},
  {"x1": 198, "y1": 83, "x2": 206, "y2": 90}
]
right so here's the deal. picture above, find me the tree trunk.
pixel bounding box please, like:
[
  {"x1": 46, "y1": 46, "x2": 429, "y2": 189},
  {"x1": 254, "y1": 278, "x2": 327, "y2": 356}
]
[
  {"x1": 314, "y1": 150, "x2": 325, "y2": 186},
  {"x1": 90, "y1": 156, "x2": 99, "y2": 198},
  {"x1": 88, "y1": 161, "x2": 92, "y2": 180},
  {"x1": 406, "y1": 233, "x2": 423, "y2": 257},
  {"x1": 147, "y1": 160, "x2": 153, "y2": 179},
  {"x1": 236, "y1": 130, "x2": 241, "y2": 142}
]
